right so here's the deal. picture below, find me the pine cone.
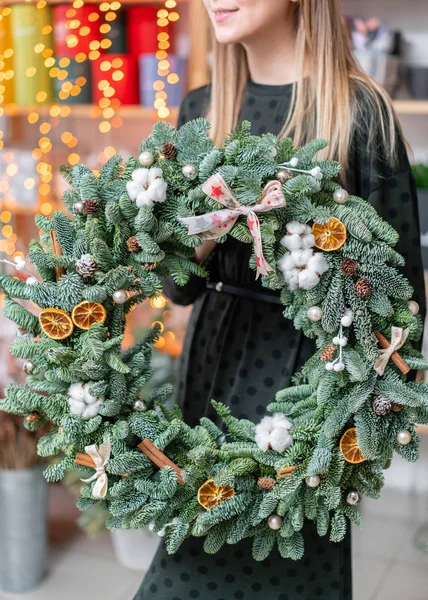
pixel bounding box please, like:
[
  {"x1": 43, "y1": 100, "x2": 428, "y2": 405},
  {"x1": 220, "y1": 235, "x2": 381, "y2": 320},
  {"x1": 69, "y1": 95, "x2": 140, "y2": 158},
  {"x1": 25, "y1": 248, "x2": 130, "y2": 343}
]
[
  {"x1": 127, "y1": 235, "x2": 141, "y2": 252},
  {"x1": 372, "y1": 395, "x2": 392, "y2": 416},
  {"x1": 26, "y1": 412, "x2": 41, "y2": 423},
  {"x1": 82, "y1": 199, "x2": 99, "y2": 215},
  {"x1": 76, "y1": 254, "x2": 98, "y2": 278},
  {"x1": 257, "y1": 477, "x2": 276, "y2": 490},
  {"x1": 321, "y1": 344, "x2": 337, "y2": 362},
  {"x1": 340, "y1": 258, "x2": 358, "y2": 277},
  {"x1": 162, "y1": 141, "x2": 177, "y2": 160},
  {"x1": 391, "y1": 402, "x2": 402, "y2": 413},
  {"x1": 355, "y1": 278, "x2": 371, "y2": 297}
]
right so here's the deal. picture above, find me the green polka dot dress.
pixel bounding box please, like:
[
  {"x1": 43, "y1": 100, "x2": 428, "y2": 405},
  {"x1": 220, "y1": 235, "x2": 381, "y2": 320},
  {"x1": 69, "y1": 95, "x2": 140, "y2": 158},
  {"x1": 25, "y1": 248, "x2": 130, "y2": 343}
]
[{"x1": 133, "y1": 80, "x2": 426, "y2": 600}]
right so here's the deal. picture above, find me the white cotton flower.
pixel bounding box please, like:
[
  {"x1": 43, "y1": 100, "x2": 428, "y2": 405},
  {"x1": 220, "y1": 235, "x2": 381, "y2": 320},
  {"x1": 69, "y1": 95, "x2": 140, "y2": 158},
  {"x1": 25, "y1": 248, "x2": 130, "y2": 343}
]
[
  {"x1": 132, "y1": 168, "x2": 150, "y2": 186},
  {"x1": 281, "y1": 233, "x2": 302, "y2": 251},
  {"x1": 67, "y1": 381, "x2": 104, "y2": 420},
  {"x1": 277, "y1": 252, "x2": 298, "y2": 272},
  {"x1": 149, "y1": 177, "x2": 167, "y2": 203},
  {"x1": 301, "y1": 232, "x2": 315, "y2": 249},
  {"x1": 148, "y1": 167, "x2": 164, "y2": 184},
  {"x1": 286, "y1": 221, "x2": 307, "y2": 235},
  {"x1": 128, "y1": 166, "x2": 167, "y2": 208},
  {"x1": 255, "y1": 413, "x2": 293, "y2": 453},
  {"x1": 126, "y1": 180, "x2": 141, "y2": 201},
  {"x1": 284, "y1": 268, "x2": 301, "y2": 291},
  {"x1": 136, "y1": 189, "x2": 156, "y2": 208},
  {"x1": 298, "y1": 269, "x2": 320, "y2": 290},
  {"x1": 293, "y1": 248, "x2": 313, "y2": 268},
  {"x1": 306, "y1": 252, "x2": 329, "y2": 275}
]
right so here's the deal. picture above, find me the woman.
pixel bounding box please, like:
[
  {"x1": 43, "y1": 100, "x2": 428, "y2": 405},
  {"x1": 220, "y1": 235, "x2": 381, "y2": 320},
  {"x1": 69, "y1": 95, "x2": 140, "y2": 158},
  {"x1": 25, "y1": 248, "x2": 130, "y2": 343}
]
[{"x1": 134, "y1": 1, "x2": 426, "y2": 598}]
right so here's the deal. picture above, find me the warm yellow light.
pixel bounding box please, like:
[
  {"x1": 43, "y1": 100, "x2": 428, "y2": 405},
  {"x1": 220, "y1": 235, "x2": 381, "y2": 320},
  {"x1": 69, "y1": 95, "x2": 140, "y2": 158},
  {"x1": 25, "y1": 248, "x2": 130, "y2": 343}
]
[
  {"x1": 154, "y1": 336, "x2": 166, "y2": 349},
  {"x1": 70, "y1": 85, "x2": 81, "y2": 96},
  {"x1": 45, "y1": 58, "x2": 56, "y2": 68},
  {"x1": 88, "y1": 12, "x2": 100, "y2": 22},
  {"x1": 156, "y1": 50, "x2": 167, "y2": 60},
  {"x1": 99, "y1": 97, "x2": 110, "y2": 108},
  {"x1": 153, "y1": 80, "x2": 165, "y2": 91},
  {"x1": 59, "y1": 91, "x2": 69, "y2": 101},
  {"x1": 167, "y1": 73, "x2": 179, "y2": 84},
  {"x1": 151, "y1": 320, "x2": 165, "y2": 332},
  {"x1": 59, "y1": 57, "x2": 70, "y2": 68},
  {"x1": 154, "y1": 98, "x2": 166, "y2": 109},
  {"x1": 42, "y1": 25, "x2": 52, "y2": 35},
  {"x1": 80, "y1": 26, "x2": 90, "y2": 36},
  {"x1": 112, "y1": 70, "x2": 124, "y2": 82},
  {"x1": 40, "y1": 202, "x2": 53, "y2": 215},
  {"x1": 157, "y1": 32, "x2": 169, "y2": 41},
  {"x1": 103, "y1": 86, "x2": 115, "y2": 98},
  {"x1": 76, "y1": 53, "x2": 87, "y2": 63},
  {"x1": 111, "y1": 57, "x2": 123, "y2": 69},
  {"x1": 39, "y1": 123, "x2": 51, "y2": 134},
  {"x1": 0, "y1": 241, "x2": 7, "y2": 252},
  {"x1": 28, "y1": 112, "x2": 39, "y2": 124},
  {"x1": 99, "y1": 121, "x2": 111, "y2": 133},
  {"x1": 157, "y1": 9, "x2": 169, "y2": 18},
  {"x1": 2, "y1": 7, "x2": 11, "y2": 16},
  {"x1": 60, "y1": 106, "x2": 72, "y2": 117},
  {"x1": 34, "y1": 44, "x2": 45, "y2": 54},
  {"x1": 1, "y1": 211, "x2": 11, "y2": 223},
  {"x1": 57, "y1": 70, "x2": 68, "y2": 81},
  {"x1": 38, "y1": 137, "x2": 51, "y2": 150},
  {"x1": 66, "y1": 35, "x2": 79, "y2": 49},
  {"x1": 166, "y1": 0, "x2": 177, "y2": 6},
  {"x1": 4, "y1": 70, "x2": 14, "y2": 80},
  {"x1": 6, "y1": 164, "x2": 18, "y2": 177},
  {"x1": 68, "y1": 153, "x2": 80, "y2": 165},
  {"x1": 49, "y1": 66, "x2": 59, "y2": 77},
  {"x1": 42, "y1": 48, "x2": 54, "y2": 59},
  {"x1": 67, "y1": 137, "x2": 78, "y2": 148},
  {"x1": 98, "y1": 79, "x2": 109, "y2": 91},
  {"x1": 103, "y1": 107, "x2": 115, "y2": 119},
  {"x1": 76, "y1": 76, "x2": 87, "y2": 87},
  {"x1": 150, "y1": 295, "x2": 166, "y2": 309},
  {"x1": 36, "y1": 91, "x2": 48, "y2": 102},
  {"x1": 111, "y1": 117, "x2": 122, "y2": 128},
  {"x1": 49, "y1": 106, "x2": 61, "y2": 117},
  {"x1": 36, "y1": 0, "x2": 47, "y2": 8},
  {"x1": 105, "y1": 11, "x2": 117, "y2": 22},
  {"x1": 73, "y1": 0, "x2": 84, "y2": 8},
  {"x1": 89, "y1": 40, "x2": 101, "y2": 51},
  {"x1": 100, "y1": 39, "x2": 112, "y2": 49},
  {"x1": 89, "y1": 50, "x2": 101, "y2": 61},
  {"x1": 41, "y1": 172, "x2": 52, "y2": 183},
  {"x1": 158, "y1": 60, "x2": 170, "y2": 70},
  {"x1": 24, "y1": 178, "x2": 35, "y2": 190},
  {"x1": 99, "y1": 2, "x2": 110, "y2": 11},
  {"x1": 5, "y1": 242, "x2": 15, "y2": 255},
  {"x1": 2, "y1": 225, "x2": 12, "y2": 237},
  {"x1": 110, "y1": 1, "x2": 121, "y2": 9},
  {"x1": 39, "y1": 183, "x2": 51, "y2": 195},
  {"x1": 62, "y1": 81, "x2": 73, "y2": 92},
  {"x1": 100, "y1": 60, "x2": 111, "y2": 72},
  {"x1": 68, "y1": 19, "x2": 80, "y2": 30},
  {"x1": 26, "y1": 67, "x2": 37, "y2": 78},
  {"x1": 158, "y1": 107, "x2": 170, "y2": 119},
  {"x1": 157, "y1": 18, "x2": 169, "y2": 27},
  {"x1": 99, "y1": 24, "x2": 111, "y2": 34},
  {"x1": 32, "y1": 149, "x2": 43, "y2": 160},
  {"x1": 103, "y1": 146, "x2": 116, "y2": 158},
  {"x1": 0, "y1": 181, "x2": 8, "y2": 193},
  {"x1": 168, "y1": 12, "x2": 179, "y2": 22},
  {"x1": 61, "y1": 131, "x2": 73, "y2": 144},
  {"x1": 156, "y1": 91, "x2": 167, "y2": 100},
  {"x1": 158, "y1": 42, "x2": 170, "y2": 50}
]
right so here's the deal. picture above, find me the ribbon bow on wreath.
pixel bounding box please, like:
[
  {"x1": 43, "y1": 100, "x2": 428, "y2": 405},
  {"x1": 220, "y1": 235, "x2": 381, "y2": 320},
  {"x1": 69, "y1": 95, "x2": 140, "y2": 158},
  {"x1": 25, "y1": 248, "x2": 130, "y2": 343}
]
[
  {"x1": 80, "y1": 439, "x2": 111, "y2": 499},
  {"x1": 179, "y1": 174, "x2": 286, "y2": 279},
  {"x1": 374, "y1": 326, "x2": 410, "y2": 376}
]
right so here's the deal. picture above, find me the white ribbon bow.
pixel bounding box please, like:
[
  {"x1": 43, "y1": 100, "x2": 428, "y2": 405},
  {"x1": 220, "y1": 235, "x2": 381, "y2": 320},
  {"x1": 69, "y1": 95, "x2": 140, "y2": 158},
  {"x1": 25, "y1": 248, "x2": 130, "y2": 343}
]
[
  {"x1": 80, "y1": 439, "x2": 111, "y2": 499},
  {"x1": 179, "y1": 173, "x2": 286, "y2": 279},
  {"x1": 374, "y1": 326, "x2": 410, "y2": 376}
]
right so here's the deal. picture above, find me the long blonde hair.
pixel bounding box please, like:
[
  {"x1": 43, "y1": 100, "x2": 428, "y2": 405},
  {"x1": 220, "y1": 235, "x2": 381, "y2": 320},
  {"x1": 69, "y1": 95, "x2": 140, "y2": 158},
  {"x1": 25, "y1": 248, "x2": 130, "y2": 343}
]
[{"x1": 204, "y1": 0, "x2": 400, "y2": 170}]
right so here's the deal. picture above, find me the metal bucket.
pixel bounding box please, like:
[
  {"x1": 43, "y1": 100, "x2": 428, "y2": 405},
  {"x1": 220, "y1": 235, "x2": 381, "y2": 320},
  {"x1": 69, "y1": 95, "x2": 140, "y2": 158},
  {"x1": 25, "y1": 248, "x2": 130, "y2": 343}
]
[{"x1": 0, "y1": 464, "x2": 48, "y2": 593}]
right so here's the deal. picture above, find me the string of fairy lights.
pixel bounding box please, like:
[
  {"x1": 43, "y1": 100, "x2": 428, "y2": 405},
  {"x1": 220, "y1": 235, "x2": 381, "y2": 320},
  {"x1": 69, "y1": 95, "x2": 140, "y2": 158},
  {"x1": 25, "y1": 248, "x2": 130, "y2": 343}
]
[{"x1": 0, "y1": 0, "x2": 183, "y2": 352}]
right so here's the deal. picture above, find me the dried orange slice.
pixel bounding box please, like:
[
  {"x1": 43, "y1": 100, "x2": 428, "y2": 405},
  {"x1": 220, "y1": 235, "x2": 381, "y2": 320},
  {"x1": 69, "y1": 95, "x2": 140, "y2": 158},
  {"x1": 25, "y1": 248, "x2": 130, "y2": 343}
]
[
  {"x1": 312, "y1": 217, "x2": 347, "y2": 252},
  {"x1": 197, "y1": 479, "x2": 235, "y2": 510},
  {"x1": 39, "y1": 308, "x2": 74, "y2": 340},
  {"x1": 71, "y1": 300, "x2": 107, "y2": 330},
  {"x1": 339, "y1": 427, "x2": 366, "y2": 464}
]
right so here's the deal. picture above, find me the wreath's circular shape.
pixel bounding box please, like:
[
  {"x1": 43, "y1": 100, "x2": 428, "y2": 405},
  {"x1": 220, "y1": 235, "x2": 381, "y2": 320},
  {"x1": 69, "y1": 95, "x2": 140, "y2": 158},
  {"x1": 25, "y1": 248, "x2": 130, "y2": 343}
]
[{"x1": 1, "y1": 119, "x2": 427, "y2": 562}]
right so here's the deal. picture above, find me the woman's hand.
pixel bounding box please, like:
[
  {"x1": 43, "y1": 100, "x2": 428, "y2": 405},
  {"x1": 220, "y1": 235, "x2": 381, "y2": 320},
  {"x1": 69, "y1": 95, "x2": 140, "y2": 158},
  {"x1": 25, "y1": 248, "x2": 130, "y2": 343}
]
[{"x1": 195, "y1": 239, "x2": 217, "y2": 264}]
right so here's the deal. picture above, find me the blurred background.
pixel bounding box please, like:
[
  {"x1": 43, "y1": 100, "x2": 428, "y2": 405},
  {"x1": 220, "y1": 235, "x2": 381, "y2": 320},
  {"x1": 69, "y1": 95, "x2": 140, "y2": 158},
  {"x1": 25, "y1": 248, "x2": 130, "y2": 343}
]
[{"x1": 0, "y1": 0, "x2": 427, "y2": 599}]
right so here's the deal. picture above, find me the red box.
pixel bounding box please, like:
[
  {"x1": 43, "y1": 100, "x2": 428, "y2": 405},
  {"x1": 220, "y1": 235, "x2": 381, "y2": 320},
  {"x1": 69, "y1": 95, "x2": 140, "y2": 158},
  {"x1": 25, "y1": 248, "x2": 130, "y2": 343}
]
[
  {"x1": 91, "y1": 54, "x2": 139, "y2": 105},
  {"x1": 127, "y1": 6, "x2": 175, "y2": 56},
  {"x1": 53, "y1": 4, "x2": 102, "y2": 57}
]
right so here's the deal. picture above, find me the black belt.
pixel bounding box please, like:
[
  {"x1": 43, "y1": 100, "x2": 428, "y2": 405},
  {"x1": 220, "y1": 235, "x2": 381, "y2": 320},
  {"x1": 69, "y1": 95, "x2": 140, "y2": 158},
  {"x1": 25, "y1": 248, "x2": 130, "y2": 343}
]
[{"x1": 206, "y1": 281, "x2": 282, "y2": 305}]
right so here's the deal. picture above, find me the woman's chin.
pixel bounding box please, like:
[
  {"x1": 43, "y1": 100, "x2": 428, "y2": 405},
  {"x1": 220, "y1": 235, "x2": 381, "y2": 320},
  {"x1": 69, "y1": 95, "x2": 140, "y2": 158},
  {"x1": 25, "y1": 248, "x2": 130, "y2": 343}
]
[{"x1": 212, "y1": 26, "x2": 247, "y2": 45}]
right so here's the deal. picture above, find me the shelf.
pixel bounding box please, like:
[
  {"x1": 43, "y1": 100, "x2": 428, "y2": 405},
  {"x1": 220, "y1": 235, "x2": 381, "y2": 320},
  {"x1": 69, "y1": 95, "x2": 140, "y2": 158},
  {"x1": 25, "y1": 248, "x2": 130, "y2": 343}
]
[
  {"x1": 3, "y1": 103, "x2": 179, "y2": 120},
  {"x1": 393, "y1": 100, "x2": 428, "y2": 115}
]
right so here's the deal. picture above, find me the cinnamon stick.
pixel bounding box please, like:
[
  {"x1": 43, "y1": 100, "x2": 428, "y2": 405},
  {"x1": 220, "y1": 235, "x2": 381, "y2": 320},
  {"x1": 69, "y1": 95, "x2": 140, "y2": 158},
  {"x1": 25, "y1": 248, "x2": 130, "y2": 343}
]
[
  {"x1": 49, "y1": 230, "x2": 66, "y2": 281},
  {"x1": 374, "y1": 331, "x2": 410, "y2": 375},
  {"x1": 74, "y1": 452, "x2": 128, "y2": 476},
  {"x1": 138, "y1": 438, "x2": 185, "y2": 485}
]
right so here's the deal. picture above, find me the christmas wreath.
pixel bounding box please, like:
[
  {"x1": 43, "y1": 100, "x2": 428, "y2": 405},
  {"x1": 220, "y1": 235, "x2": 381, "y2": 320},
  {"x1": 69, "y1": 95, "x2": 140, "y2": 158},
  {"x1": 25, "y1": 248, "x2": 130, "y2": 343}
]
[{"x1": 1, "y1": 118, "x2": 428, "y2": 562}]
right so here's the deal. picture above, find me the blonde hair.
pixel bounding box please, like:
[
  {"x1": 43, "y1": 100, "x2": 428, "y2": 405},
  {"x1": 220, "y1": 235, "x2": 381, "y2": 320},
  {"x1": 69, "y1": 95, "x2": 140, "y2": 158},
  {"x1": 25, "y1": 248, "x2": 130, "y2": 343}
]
[{"x1": 204, "y1": 0, "x2": 401, "y2": 171}]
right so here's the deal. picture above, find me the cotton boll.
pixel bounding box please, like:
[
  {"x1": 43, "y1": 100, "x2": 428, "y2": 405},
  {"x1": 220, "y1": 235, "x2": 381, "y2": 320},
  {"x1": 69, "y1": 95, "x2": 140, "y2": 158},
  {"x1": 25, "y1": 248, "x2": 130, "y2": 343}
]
[
  {"x1": 132, "y1": 168, "x2": 150, "y2": 186},
  {"x1": 298, "y1": 268, "x2": 320, "y2": 290},
  {"x1": 126, "y1": 180, "x2": 141, "y2": 201},
  {"x1": 148, "y1": 167, "x2": 164, "y2": 184},
  {"x1": 301, "y1": 232, "x2": 315, "y2": 249},
  {"x1": 256, "y1": 416, "x2": 273, "y2": 432},
  {"x1": 269, "y1": 427, "x2": 293, "y2": 453},
  {"x1": 136, "y1": 190, "x2": 156, "y2": 208},
  {"x1": 271, "y1": 413, "x2": 292, "y2": 429},
  {"x1": 281, "y1": 233, "x2": 302, "y2": 251},
  {"x1": 68, "y1": 382, "x2": 86, "y2": 402},
  {"x1": 307, "y1": 252, "x2": 329, "y2": 275},
  {"x1": 82, "y1": 400, "x2": 102, "y2": 420},
  {"x1": 293, "y1": 249, "x2": 313, "y2": 268},
  {"x1": 68, "y1": 398, "x2": 84, "y2": 415},
  {"x1": 149, "y1": 178, "x2": 167, "y2": 203},
  {"x1": 304, "y1": 224, "x2": 312, "y2": 235},
  {"x1": 255, "y1": 429, "x2": 271, "y2": 451},
  {"x1": 277, "y1": 252, "x2": 297, "y2": 272},
  {"x1": 285, "y1": 269, "x2": 300, "y2": 290},
  {"x1": 286, "y1": 221, "x2": 306, "y2": 235}
]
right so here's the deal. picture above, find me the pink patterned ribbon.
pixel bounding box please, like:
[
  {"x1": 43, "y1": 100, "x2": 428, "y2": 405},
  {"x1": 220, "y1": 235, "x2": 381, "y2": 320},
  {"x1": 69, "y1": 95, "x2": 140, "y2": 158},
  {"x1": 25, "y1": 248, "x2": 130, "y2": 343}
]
[{"x1": 179, "y1": 174, "x2": 286, "y2": 279}]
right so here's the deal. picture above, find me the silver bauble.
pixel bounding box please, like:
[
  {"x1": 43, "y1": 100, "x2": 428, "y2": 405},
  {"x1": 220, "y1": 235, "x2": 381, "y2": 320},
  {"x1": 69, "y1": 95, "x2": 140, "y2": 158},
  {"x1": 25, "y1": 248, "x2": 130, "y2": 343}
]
[
  {"x1": 139, "y1": 151, "x2": 154, "y2": 167},
  {"x1": 408, "y1": 300, "x2": 420, "y2": 316},
  {"x1": 305, "y1": 475, "x2": 321, "y2": 488},
  {"x1": 113, "y1": 289, "x2": 128, "y2": 304},
  {"x1": 396, "y1": 430, "x2": 412, "y2": 445},
  {"x1": 333, "y1": 188, "x2": 349, "y2": 204},
  {"x1": 346, "y1": 490, "x2": 361, "y2": 505},
  {"x1": 341, "y1": 315, "x2": 353, "y2": 327},
  {"x1": 182, "y1": 163, "x2": 197, "y2": 180},
  {"x1": 307, "y1": 306, "x2": 323, "y2": 322},
  {"x1": 23, "y1": 360, "x2": 35, "y2": 374},
  {"x1": 74, "y1": 201, "x2": 84, "y2": 214},
  {"x1": 133, "y1": 400, "x2": 147, "y2": 412},
  {"x1": 267, "y1": 515, "x2": 283, "y2": 530}
]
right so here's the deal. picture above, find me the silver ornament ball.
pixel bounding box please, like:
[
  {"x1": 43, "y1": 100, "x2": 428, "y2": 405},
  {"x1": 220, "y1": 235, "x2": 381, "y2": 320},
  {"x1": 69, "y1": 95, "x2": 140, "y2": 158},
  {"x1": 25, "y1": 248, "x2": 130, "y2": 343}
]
[
  {"x1": 332, "y1": 336, "x2": 340, "y2": 345},
  {"x1": 341, "y1": 315, "x2": 353, "y2": 327},
  {"x1": 408, "y1": 300, "x2": 420, "y2": 316},
  {"x1": 396, "y1": 430, "x2": 412, "y2": 445},
  {"x1": 346, "y1": 490, "x2": 361, "y2": 506},
  {"x1": 139, "y1": 151, "x2": 154, "y2": 167},
  {"x1": 305, "y1": 475, "x2": 321, "y2": 488},
  {"x1": 74, "y1": 201, "x2": 84, "y2": 214},
  {"x1": 308, "y1": 306, "x2": 323, "y2": 322},
  {"x1": 23, "y1": 360, "x2": 35, "y2": 374},
  {"x1": 276, "y1": 167, "x2": 292, "y2": 183},
  {"x1": 325, "y1": 362, "x2": 334, "y2": 371},
  {"x1": 113, "y1": 289, "x2": 128, "y2": 304},
  {"x1": 133, "y1": 400, "x2": 147, "y2": 412},
  {"x1": 267, "y1": 515, "x2": 283, "y2": 530},
  {"x1": 182, "y1": 163, "x2": 197, "y2": 180},
  {"x1": 333, "y1": 188, "x2": 349, "y2": 204}
]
